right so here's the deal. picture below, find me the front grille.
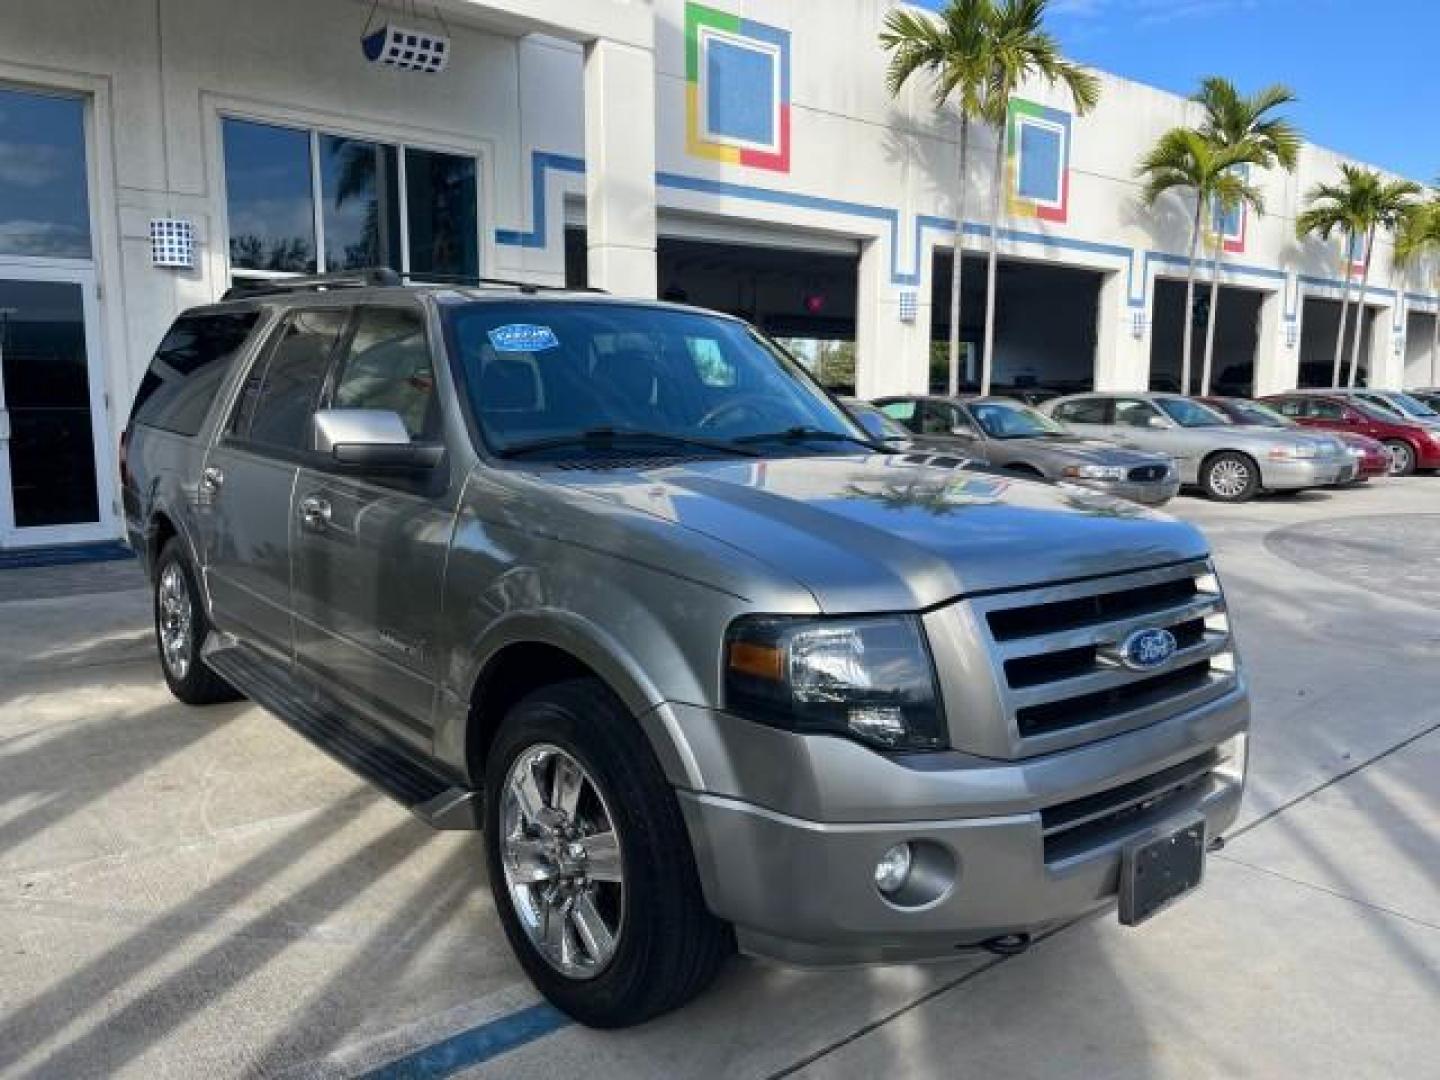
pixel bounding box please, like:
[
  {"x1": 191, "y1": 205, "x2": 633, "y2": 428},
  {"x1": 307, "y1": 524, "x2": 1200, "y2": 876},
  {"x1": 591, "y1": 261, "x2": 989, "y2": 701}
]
[
  {"x1": 1127, "y1": 464, "x2": 1170, "y2": 482},
  {"x1": 1041, "y1": 749, "x2": 1219, "y2": 863},
  {"x1": 974, "y1": 560, "x2": 1236, "y2": 748}
]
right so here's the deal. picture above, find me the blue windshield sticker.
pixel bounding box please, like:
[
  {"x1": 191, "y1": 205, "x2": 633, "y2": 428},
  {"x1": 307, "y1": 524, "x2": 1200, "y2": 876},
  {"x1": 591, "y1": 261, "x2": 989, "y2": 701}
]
[{"x1": 488, "y1": 324, "x2": 559, "y2": 352}]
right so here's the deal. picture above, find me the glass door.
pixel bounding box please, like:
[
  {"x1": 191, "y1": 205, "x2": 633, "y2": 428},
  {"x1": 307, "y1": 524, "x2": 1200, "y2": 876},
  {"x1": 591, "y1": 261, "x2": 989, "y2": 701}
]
[{"x1": 0, "y1": 266, "x2": 114, "y2": 547}]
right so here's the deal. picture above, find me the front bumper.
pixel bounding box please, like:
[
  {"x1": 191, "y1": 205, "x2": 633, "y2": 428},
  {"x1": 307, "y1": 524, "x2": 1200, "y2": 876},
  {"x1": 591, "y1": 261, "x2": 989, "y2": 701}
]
[
  {"x1": 1077, "y1": 475, "x2": 1181, "y2": 506},
  {"x1": 1263, "y1": 456, "x2": 1352, "y2": 489},
  {"x1": 667, "y1": 686, "x2": 1248, "y2": 965}
]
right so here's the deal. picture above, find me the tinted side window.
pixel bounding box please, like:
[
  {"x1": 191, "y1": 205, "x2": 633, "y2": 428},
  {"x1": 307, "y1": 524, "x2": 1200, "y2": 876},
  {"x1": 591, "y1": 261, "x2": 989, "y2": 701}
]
[
  {"x1": 331, "y1": 307, "x2": 437, "y2": 439},
  {"x1": 1307, "y1": 399, "x2": 1345, "y2": 420},
  {"x1": 1054, "y1": 398, "x2": 1108, "y2": 424},
  {"x1": 879, "y1": 400, "x2": 920, "y2": 431},
  {"x1": 1114, "y1": 399, "x2": 1160, "y2": 428},
  {"x1": 918, "y1": 402, "x2": 955, "y2": 435},
  {"x1": 1271, "y1": 398, "x2": 1304, "y2": 418},
  {"x1": 234, "y1": 309, "x2": 348, "y2": 450},
  {"x1": 130, "y1": 311, "x2": 261, "y2": 436}
]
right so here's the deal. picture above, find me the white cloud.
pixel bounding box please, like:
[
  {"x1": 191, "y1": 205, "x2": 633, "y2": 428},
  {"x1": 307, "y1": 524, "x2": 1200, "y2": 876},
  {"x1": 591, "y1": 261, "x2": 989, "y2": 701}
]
[{"x1": 0, "y1": 142, "x2": 66, "y2": 188}]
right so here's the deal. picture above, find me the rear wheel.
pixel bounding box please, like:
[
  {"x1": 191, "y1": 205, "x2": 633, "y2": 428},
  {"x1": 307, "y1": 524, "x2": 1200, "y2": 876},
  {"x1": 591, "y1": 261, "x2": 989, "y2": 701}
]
[
  {"x1": 153, "y1": 538, "x2": 240, "y2": 705},
  {"x1": 1200, "y1": 452, "x2": 1259, "y2": 502},
  {"x1": 483, "y1": 679, "x2": 732, "y2": 1027},
  {"x1": 1382, "y1": 439, "x2": 1416, "y2": 476}
]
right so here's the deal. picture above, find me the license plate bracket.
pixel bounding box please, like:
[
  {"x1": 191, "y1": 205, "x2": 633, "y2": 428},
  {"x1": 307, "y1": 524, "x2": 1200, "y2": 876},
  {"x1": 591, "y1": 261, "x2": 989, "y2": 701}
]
[{"x1": 1119, "y1": 817, "x2": 1205, "y2": 926}]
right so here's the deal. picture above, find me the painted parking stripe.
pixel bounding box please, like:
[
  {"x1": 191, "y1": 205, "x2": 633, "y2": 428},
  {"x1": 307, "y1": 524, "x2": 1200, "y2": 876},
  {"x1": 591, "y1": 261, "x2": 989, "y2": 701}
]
[{"x1": 362, "y1": 1003, "x2": 571, "y2": 1079}]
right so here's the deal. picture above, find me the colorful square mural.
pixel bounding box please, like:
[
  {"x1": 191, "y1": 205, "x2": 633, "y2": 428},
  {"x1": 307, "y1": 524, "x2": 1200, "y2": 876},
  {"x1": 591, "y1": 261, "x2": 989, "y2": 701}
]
[
  {"x1": 685, "y1": 3, "x2": 791, "y2": 172},
  {"x1": 1006, "y1": 98, "x2": 1071, "y2": 223},
  {"x1": 1342, "y1": 231, "x2": 1368, "y2": 275},
  {"x1": 1207, "y1": 164, "x2": 1249, "y2": 255}
]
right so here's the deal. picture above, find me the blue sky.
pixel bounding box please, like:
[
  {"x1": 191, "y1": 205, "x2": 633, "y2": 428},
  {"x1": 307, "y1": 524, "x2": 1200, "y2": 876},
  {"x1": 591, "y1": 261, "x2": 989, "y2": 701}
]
[{"x1": 911, "y1": 0, "x2": 1438, "y2": 182}]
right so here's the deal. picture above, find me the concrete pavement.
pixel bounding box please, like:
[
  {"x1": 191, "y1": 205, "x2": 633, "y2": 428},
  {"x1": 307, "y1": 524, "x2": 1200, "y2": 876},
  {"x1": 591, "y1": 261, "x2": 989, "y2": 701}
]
[{"x1": 0, "y1": 479, "x2": 1436, "y2": 1079}]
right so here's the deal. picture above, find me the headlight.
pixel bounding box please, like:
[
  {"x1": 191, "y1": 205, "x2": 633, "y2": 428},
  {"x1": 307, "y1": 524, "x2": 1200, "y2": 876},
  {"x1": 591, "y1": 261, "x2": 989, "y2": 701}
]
[
  {"x1": 724, "y1": 615, "x2": 947, "y2": 750},
  {"x1": 1268, "y1": 441, "x2": 1316, "y2": 460},
  {"x1": 1062, "y1": 464, "x2": 1126, "y2": 481}
]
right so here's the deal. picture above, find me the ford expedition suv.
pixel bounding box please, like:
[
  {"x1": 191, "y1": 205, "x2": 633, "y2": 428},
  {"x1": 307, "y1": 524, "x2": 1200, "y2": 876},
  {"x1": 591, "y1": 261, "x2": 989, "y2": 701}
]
[{"x1": 123, "y1": 271, "x2": 1249, "y2": 1027}]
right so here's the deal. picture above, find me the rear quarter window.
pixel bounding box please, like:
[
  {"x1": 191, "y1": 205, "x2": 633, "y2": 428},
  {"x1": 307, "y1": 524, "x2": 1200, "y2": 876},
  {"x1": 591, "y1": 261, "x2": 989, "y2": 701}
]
[{"x1": 130, "y1": 310, "x2": 261, "y2": 436}]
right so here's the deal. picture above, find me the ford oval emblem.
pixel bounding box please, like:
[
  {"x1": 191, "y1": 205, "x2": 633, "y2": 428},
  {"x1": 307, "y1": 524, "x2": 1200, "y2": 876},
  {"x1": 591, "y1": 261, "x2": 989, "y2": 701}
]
[{"x1": 1120, "y1": 627, "x2": 1178, "y2": 672}]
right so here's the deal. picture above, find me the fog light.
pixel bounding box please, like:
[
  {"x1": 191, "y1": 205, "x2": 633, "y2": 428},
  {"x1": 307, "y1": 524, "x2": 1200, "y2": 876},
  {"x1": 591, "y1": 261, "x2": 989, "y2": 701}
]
[{"x1": 874, "y1": 843, "x2": 914, "y2": 896}]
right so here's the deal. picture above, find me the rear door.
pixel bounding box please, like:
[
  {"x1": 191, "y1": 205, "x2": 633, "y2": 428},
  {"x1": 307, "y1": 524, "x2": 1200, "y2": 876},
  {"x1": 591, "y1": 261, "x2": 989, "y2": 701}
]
[
  {"x1": 290, "y1": 304, "x2": 457, "y2": 743},
  {"x1": 1051, "y1": 396, "x2": 1112, "y2": 439},
  {"x1": 198, "y1": 307, "x2": 349, "y2": 660}
]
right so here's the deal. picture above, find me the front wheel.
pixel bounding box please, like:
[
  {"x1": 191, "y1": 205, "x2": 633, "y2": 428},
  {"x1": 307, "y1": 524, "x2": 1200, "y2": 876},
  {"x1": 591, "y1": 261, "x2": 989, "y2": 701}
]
[
  {"x1": 1201, "y1": 451, "x2": 1259, "y2": 502},
  {"x1": 1382, "y1": 439, "x2": 1416, "y2": 476},
  {"x1": 483, "y1": 679, "x2": 732, "y2": 1027}
]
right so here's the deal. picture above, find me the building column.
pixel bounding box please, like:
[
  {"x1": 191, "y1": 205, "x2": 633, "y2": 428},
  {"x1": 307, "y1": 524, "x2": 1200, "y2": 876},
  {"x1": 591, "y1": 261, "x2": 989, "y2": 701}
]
[
  {"x1": 1253, "y1": 288, "x2": 1292, "y2": 396},
  {"x1": 584, "y1": 38, "x2": 656, "y2": 298},
  {"x1": 1094, "y1": 270, "x2": 1145, "y2": 390},
  {"x1": 855, "y1": 238, "x2": 931, "y2": 397}
]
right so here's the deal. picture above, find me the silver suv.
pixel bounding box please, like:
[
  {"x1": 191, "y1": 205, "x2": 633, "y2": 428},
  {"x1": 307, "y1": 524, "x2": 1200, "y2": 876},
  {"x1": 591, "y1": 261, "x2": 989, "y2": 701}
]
[{"x1": 123, "y1": 273, "x2": 1249, "y2": 1027}]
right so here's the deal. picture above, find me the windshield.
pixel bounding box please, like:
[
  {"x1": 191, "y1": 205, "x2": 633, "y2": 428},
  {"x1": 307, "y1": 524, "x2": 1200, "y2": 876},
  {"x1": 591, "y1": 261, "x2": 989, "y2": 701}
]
[
  {"x1": 1378, "y1": 392, "x2": 1438, "y2": 418},
  {"x1": 443, "y1": 301, "x2": 864, "y2": 458},
  {"x1": 1222, "y1": 400, "x2": 1292, "y2": 428},
  {"x1": 969, "y1": 400, "x2": 1068, "y2": 439},
  {"x1": 1156, "y1": 397, "x2": 1229, "y2": 428}
]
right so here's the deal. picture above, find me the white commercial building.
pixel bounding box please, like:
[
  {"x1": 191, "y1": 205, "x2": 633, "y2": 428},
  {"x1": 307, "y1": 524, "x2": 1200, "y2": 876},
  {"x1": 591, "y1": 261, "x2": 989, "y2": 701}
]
[{"x1": 0, "y1": 0, "x2": 1435, "y2": 549}]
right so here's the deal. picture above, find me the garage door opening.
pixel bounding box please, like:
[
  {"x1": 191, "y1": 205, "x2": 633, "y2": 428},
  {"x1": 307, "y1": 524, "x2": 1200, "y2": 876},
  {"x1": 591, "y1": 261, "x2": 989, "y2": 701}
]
[
  {"x1": 1149, "y1": 280, "x2": 1263, "y2": 396},
  {"x1": 1404, "y1": 310, "x2": 1438, "y2": 388},
  {"x1": 1298, "y1": 297, "x2": 1379, "y2": 387},
  {"x1": 929, "y1": 252, "x2": 1102, "y2": 396},
  {"x1": 565, "y1": 228, "x2": 861, "y2": 392}
]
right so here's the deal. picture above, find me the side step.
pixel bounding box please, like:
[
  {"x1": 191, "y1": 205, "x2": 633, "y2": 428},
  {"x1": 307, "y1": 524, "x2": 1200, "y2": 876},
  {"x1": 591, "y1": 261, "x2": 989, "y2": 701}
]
[{"x1": 205, "y1": 644, "x2": 481, "y2": 830}]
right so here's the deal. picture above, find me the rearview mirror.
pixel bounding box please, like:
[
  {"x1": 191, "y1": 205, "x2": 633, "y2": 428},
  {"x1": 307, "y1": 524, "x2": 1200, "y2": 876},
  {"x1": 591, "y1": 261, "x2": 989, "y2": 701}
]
[{"x1": 313, "y1": 408, "x2": 444, "y2": 472}]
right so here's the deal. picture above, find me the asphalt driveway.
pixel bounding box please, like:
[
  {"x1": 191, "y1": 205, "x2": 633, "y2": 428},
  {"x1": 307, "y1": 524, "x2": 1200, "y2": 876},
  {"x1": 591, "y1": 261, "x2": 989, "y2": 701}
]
[{"x1": 0, "y1": 480, "x2": 1436, "y2": 1079}]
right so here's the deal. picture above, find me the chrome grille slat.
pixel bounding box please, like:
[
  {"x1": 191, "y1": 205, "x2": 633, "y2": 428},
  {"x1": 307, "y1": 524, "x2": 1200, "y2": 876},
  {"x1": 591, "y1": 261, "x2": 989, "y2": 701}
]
[
  {"x1": 1007, "y1": 632, "x2": 1230, "y2": 710},
  {"x1": 1040, "y1": 750, "x2": 1220, "y2": 838},
  {"x1": 994, "y1": 595, "x2": 1224, "y2": 660}
]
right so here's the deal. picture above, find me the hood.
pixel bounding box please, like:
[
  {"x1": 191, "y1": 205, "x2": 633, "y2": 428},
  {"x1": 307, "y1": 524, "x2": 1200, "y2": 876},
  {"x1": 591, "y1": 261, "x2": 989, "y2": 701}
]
[
  {"x1": 547, "y1": 454, "x2": 1208, "y2": 612},
  {"x1": 907, "y1": 433, "x2": 1166, "y2": 466},
  {"x1": 1207, "y1": 425, "x2": 1344, "y2": 455}
]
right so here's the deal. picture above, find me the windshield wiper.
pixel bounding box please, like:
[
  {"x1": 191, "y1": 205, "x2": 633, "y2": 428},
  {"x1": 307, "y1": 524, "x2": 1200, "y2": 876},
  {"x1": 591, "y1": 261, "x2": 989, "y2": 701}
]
[
  {"x1": 498, "y1": 426, "x2": 760, "y2": 459},
  {"x1": 731, "y1": 426, "x2": 884, "y2": 452}
]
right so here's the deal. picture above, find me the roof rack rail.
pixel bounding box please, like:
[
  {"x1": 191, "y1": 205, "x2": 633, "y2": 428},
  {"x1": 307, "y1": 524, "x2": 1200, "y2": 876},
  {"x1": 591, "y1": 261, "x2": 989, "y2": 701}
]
[
  {"x1": 220, "y1": 267, "x2": 606, "y2": 301},
  {"x1": 398, "y1": 271, "x2": 608, "y2": 295},
  {"x1": 221, "y1": 268, "x2": 401, "y2": 301}
]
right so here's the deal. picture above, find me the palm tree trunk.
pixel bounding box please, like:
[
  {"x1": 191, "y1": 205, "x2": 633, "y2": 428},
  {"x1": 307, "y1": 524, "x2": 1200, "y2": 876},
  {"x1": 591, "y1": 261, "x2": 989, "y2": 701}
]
[
  {"x1": 1201, "y1": 239, "x2": 1224, "y2": 397},
  {"x1": 948, "y1": 116, "x2": 970, "y2": 397},
  {"x1": 980, "y1": 127, "x2": 1006, "y2": 397},
  {"x1": 1431, "y1": 298, "x2": 1439, "y2": 386},
  {"x1": 1180, "y1": 198, "x2": 1203, "y2": 395},
  {"x1": 1331, "y1": 239, "x2": 1355, "y2": 387},
  {"x1": 1347, "y1": 226, "x2": 1376, "y2": 388}
]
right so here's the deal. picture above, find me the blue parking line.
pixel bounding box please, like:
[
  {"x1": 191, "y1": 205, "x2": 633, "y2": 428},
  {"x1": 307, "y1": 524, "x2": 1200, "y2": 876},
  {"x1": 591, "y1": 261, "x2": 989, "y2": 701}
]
[{"x1": 362, "y1": 1003, "x2": 571, "y2": 1079}]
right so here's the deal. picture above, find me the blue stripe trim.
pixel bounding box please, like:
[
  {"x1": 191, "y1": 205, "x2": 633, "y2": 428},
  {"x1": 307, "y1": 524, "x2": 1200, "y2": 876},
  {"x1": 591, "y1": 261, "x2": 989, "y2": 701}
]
[
  {"x1": 362, "y1": 1003, "x2": 570, "y2": 1080},
  {"x1": 0, "y1": 541, "x2": 133, "y2": 570},
  {"x1": 495, "y1": 150, "x2": 1440, "y2": 312}
]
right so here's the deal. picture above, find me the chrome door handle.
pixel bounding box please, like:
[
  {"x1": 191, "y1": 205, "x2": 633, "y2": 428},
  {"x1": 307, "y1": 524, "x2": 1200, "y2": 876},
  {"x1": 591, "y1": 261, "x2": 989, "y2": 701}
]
[
  {"x1": 299, "y1": 495, "x2": 331, "y2": 530},
  {"x1": 200, "y1": 466, "x2": 224, "y2": 494}
]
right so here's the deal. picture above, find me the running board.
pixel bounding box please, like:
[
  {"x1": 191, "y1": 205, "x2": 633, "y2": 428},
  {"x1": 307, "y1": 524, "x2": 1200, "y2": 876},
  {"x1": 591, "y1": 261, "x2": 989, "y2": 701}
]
[{"x1": 204, "y1": 643, "x2": 481, "y2": 830}]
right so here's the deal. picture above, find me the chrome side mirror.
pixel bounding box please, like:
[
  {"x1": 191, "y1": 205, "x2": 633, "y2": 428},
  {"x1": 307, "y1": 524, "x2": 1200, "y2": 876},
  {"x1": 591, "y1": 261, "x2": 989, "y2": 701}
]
[{"x1": 312, "y1": 409, "x2": 443, "y2": 471}]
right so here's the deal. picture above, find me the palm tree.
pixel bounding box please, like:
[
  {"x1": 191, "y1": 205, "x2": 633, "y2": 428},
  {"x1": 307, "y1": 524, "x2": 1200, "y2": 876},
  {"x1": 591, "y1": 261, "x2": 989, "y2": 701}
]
[
  {"x1": 1192, "y1": 78, "x2": 1300, "y2": 395},
  {"x1": 881, "y1": 1, "x2": 992, "y2": 397},
  {"x1": 1297, "y1": 166, "x2": 1421, "y2": 387},
  {"x1": 975, "y1": 0, "x2": 1099, "y2": 396},
  {"x1": 1393, "y1": 193, "x2": 1440, "y2": 384},
  {"x1": 882, "y1": 0, "x2": 1098, "y2": 398},
  {"x1": 1136, "y1": 129, "x2": 1260, "y2": 394}
]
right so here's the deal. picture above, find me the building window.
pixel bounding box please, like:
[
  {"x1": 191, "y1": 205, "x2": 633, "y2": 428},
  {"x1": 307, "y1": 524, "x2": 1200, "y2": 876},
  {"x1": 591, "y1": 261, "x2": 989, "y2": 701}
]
[
  {"x1": 221, "y1": 117, "x2": 479, "y2": 280},
  {"x1": 0, "y1": 87, "x2": 91, "y2": 259},
  {"x1": 1016, "y1": 120, "x2": 1064, "y2": 205}
]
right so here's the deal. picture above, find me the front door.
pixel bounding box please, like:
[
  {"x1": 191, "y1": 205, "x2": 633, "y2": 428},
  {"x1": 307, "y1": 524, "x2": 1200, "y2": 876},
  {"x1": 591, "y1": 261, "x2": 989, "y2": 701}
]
[
  {"x1": 291, "y1": 305, "x2": 454, "y2": 746},
  {"x1": 0, "y1": 266, "x2": 115, "y2": 547}
]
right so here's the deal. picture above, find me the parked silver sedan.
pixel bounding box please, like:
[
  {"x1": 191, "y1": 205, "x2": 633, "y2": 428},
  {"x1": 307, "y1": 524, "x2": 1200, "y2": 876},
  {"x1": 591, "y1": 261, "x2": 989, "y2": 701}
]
[
  {"x1": 872, "y1": 395, "x2": 1181, "y2": 506},
  {"x1": 1042, "y1": 392, "x2": 1354, "y2": 502}
]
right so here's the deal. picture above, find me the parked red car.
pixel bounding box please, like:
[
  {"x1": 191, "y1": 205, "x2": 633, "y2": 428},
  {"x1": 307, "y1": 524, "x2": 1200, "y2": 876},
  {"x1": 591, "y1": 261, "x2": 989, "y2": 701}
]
[
  {"x1": 1261, "y1": 392, "x2": 1440, "y2": 476},
  {"x1": 1201, "y1": 396, "x2": 1389, "y2": 481}
]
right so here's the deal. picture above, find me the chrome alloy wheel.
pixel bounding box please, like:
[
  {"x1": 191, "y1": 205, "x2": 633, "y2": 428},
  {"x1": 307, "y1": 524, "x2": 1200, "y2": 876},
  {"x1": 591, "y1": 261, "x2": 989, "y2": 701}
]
[
  {"x1": 157, "y1": 562, "x2": 193, "y2": 680},
  {"x1": 500, "y1": 744, "x2": 624, "y2": 980},
  {"x1": 1209, "y1": 458, "x2": 1251, "y2": 499},
  {"x1": 1385, "y1": 441, "x2": 1413, "y2": 475}
]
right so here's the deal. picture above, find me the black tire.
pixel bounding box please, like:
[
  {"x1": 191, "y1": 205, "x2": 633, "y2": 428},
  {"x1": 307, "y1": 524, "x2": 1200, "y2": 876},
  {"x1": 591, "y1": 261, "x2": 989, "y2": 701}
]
[
  {"x1": 483, "y1": 678, "x2": 732, "y2": 1028},
  {"x1": 153, "y1": 538, "x2": 241, "y2": 705},
  {"x1": 1382, "y1": 439, "x2": 1417, "y2": 476},
  {"x1": 1200, "y1": 451, "x2": 1260, "y2": 503}
]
